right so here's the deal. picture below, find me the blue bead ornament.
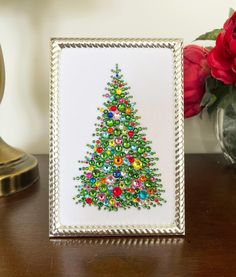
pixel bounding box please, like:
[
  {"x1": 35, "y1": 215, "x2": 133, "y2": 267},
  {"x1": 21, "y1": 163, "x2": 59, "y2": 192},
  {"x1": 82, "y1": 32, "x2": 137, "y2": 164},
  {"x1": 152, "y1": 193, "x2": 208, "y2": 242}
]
[
  {"x1": 131, "y1": 145, "x2": 137, "y2": 151},
  {"x1": 90, "y1": 178, "x2": 96, "y2": 184},
  {"x1": 139, "y1": 190, "x2": 148, "y2": 200},
  {"x1": 107, "y1": 112, "x2": 113, "y2": 118},
  {"x1": 113, "y1": 170, "x2": 121, "y2": 178},
  {"x1": 104, "y1": 200, "x2": 109, "y2": 206},
  {"x1": 123, "y1": 158, "x2": 130, "y2": 165},
  {"x1": 108, "y1": 185, "x2": 113, "y2": 192},
  {"x1": 103, "y1": 164, "x2": 111, "y2": 172}
]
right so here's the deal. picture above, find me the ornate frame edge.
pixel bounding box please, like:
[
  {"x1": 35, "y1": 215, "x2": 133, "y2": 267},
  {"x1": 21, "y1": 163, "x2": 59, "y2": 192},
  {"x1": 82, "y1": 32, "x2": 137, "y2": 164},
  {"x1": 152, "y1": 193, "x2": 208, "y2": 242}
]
[{"x1": 49, "y1": 38, "x2": 185, "y2": 237}]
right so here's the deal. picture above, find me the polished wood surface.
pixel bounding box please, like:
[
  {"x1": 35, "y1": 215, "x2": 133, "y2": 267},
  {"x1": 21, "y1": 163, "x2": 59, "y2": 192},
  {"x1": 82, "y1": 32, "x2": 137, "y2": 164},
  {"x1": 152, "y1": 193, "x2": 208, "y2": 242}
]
[{"x1": 0, "y1": 154, "x2": 236, "y2": 277}]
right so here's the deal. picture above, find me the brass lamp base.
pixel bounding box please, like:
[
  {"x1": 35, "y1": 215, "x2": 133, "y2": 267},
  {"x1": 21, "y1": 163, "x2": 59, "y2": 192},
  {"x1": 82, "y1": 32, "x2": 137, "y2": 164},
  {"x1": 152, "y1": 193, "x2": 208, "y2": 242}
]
[{"x1": 0, "y1": 137, "x2": 39, "y2": 197}]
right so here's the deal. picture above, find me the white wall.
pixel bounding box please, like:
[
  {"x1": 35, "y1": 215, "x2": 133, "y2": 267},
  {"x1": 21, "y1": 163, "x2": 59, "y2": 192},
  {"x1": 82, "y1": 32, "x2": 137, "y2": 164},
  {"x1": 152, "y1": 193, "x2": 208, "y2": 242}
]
[{"x1": 0, "y1": 0, "x2": 234, "y2": 154}]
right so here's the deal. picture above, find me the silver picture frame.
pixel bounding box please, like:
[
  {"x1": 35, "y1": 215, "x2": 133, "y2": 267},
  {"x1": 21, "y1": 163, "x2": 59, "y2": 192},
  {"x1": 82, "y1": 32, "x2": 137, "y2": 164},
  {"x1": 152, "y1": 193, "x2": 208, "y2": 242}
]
[{"x1": 49, "y1": 38, "x2": 185, "y2": 237}]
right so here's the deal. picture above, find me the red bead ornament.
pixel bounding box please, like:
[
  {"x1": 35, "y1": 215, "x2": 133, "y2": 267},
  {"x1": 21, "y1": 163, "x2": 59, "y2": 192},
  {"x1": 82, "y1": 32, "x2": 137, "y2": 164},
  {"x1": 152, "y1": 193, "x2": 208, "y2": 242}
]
[
  {"x1": 110, "y1": 106, "x2": 117, "y2": 112},
  {"x1": 107, "y1": 127, "x2": 113, "y2": 133},
  {"x1": 96, "y1": 147, "x2": 103, "y2": 153},
  {"x1": 128, "y1": 131, "x2": 134, "y2": 137},
  {"x1": 128, "y1": 157, "x2": 135, "y2": 163},
  {"x1": 96, "y1": 140, "x2": 100, "y2": 144},
  {"x1": 86, "y1": 198, "x2": 92, "y2": 204},
  {"x1": 130, "y1": 122, "x2": 135, "y2": 126},
  {"x1": 113, "y1": 187, "x2": 122, "y2": 197},
  {"x1": 155, "y1": 199, "x2": 159, "y2": 203},
  {"x1": 124, "y1": 100, "x2": 128, "y2": 104},
  {"x1": 118, "y1": 83, "x2": 122, "y2": 87}
]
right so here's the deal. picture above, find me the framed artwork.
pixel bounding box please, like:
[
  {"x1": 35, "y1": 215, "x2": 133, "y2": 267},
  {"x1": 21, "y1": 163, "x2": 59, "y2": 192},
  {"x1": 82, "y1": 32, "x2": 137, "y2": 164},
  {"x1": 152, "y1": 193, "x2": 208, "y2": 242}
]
[{"x1": 49, "y1": 38, "x2": 185, "y2": 237}]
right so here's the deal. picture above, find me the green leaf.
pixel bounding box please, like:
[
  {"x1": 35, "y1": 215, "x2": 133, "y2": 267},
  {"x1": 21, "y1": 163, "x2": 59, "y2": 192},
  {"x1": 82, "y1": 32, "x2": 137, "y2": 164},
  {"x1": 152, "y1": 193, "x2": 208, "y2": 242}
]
[
  {"x1": 200, "y1": 91, "x2": 217, "y2": 107},
  {"x1": 200, "y1": 77, "x2": 235, "y2": 117},
  {"x1": 229, "y1": 8, "x2": 235, "y2": 17},
  {"x1": 200, "y1": 76, "x2": 220, "y2": 108},
  {"x1": 195, "y1": 28, "x2": 222, "y2": 41}
]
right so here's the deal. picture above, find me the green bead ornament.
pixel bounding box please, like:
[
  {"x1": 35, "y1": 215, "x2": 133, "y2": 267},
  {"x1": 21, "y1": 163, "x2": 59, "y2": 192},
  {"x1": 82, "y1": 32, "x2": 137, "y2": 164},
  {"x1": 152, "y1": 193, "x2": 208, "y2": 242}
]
[
  {"x1": 124, "y1": 179, "x2": 131, "y2": 186},
  {"x1": 99, "y1": 184, "x2": 107, "y2": 193},
  {"x1": 125, "y1": 193, "x2": 132, "y2": 200},
  {"x1": 123, "y1": 141, "x2": 131, "y2": 149},
  {"x1": 96, "y1": 161, "x2": 104, "y2": 168},
  {"x1": 118, "y1": 104, "x2": 125, "y2": 112},
  {"x1": 108, "y1": 134, "x2": 114, "y2": 139},
  {"x1": 137, "y1": 147, "x2": 145, "y2": 154},
  {"x1": 145, "y1": 182, "x2": 152, "y2": 188},
  {"x1": 89, "y1": 190, "x2": 97, "y2": 197},
  {"x1": 115, "y1": 145, "x2": 122, "y2": 152},
  {"x1": 133, "y1": 173, "x2": 139, "y2": 179},
  {"x1": 100, "y1": 152, "x2": 107, "y2": 159},
  {"x1": 114, "y1": 129, "x2": 121, "y2": 136},
  {"x1": 114, "y1": 120, "x2": 120, "y2": 126},
  {"x1": 106, "y1": 119, "x2": 114, "y2": 127}
]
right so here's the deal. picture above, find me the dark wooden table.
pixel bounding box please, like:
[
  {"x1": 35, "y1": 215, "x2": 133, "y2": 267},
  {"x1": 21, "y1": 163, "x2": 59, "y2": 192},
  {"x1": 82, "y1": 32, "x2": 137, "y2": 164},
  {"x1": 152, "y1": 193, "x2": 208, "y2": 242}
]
[{"x1": 0, "y1": 154, "x2": 236, "y2": 277}]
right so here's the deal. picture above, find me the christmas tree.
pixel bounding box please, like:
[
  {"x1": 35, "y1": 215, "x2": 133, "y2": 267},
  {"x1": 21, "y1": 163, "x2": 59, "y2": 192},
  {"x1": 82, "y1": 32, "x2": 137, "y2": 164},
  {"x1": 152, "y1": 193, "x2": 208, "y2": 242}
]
[{"x1": 73, "y1": 64, "x2": 166, "y2": 211}]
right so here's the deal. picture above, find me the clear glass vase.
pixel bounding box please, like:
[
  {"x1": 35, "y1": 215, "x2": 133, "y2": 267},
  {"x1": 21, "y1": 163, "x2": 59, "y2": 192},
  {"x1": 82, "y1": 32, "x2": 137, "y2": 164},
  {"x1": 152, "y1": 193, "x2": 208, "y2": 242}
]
[{"x1": 215, "y1": 104, "x2": 236, "y2": 164}]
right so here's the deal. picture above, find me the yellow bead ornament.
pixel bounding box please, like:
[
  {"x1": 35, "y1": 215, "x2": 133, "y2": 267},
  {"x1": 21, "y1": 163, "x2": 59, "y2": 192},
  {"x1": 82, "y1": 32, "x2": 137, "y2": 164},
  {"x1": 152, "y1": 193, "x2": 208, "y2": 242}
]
[
  {"x1": 133, "y1": 159, "x2": 142, "y2": 170},
  {"x1": 125, "y1": 108, "x2": 132, "y2": 114},
  {"x1": 100, "y1": 108, "x2": 104, "y2": 112},
  {"x1": 120, "y1": 183, "x2": 125, "y2": 189},
  {"x1": 109, "y1": 140, "x2": 115, "y2": 147},
  {"x1": 95, "y1": 181, "x2": 100, "y2": 187},
  {"x1": 88, "y1": 166, "x2": 94, "y2": 171},
  {"x1": 116, "y1": 88, "x2": 122, "y2": 95},
  {"x1": 109, "y1": 199, "x2": 115, "y2": 205}
]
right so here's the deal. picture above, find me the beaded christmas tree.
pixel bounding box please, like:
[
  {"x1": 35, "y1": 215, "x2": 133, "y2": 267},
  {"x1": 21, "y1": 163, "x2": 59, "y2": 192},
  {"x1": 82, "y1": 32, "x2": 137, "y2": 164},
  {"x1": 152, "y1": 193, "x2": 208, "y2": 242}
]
[{"x1": 73, "y1": 64, "x2": 166, "y2": 211}]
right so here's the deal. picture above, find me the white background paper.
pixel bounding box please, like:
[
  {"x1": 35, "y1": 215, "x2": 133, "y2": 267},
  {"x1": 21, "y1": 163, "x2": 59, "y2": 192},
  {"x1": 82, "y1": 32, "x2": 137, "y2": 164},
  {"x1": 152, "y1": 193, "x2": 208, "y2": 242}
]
[{"x1": 59, "y1": 47, "x2": 176, "y2": 227}]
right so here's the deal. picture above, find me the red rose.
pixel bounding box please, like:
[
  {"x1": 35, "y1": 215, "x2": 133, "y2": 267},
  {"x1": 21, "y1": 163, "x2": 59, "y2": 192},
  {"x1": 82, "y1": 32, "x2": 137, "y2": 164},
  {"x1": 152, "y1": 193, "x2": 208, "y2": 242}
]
[
  {"x1": 184, "y1": 45, "x2": 210, "y2": 118},
  {"x1": 208, "y1": 12, "x2": 236, "y2": 85}
]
